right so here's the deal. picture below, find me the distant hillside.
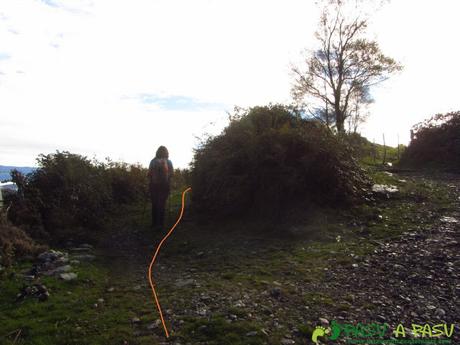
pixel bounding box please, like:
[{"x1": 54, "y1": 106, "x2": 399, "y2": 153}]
[{"x1": 0, "y1": 165, "x2": 36, "y2": 181}]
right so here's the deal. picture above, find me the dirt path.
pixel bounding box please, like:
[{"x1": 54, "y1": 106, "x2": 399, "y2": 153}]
[{"x1": 97, "y1": 172, "x2": 460, "y2": 344}]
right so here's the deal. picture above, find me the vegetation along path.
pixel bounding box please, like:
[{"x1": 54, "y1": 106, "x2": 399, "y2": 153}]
[{"x1": 1, "y1": 171, "x2": 459, "y2": 344}]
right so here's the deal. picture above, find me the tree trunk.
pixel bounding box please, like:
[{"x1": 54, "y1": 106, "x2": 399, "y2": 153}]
[
  {"x1": 334, "y1": 99, "x2": 345, "y2": 133},
  {"x1": 335, "y1": 109, "x2": 345, "y2": 133},
  {"x1": 336, "y1": 118, "x2": 344, "y2": 132}
]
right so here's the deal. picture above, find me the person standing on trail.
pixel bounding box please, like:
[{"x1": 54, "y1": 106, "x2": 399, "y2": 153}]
[{"x1": 148, "y1": 146, "x2": 173, "y2": 229}]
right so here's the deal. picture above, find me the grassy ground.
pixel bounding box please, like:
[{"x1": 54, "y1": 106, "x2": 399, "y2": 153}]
[{"x1": 0, "y1": 169, "x2": 458, "y2": 344}]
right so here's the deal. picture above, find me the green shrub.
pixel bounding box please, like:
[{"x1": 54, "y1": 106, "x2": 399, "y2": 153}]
[
  {"x1": 28, "y1": 152, "x2": 112, "y2": 237},
  {"x1": 400, "y1": 111, "x2": 460, "y2": 171},
  {"x1": 191, "y1": 105, "x2": 370, "y2": 221},
  {"x1": 7, "y1": 152, "x2": 151, "y2": 241},
  {"x1": 105, "y1": 160, "x2": 148, "y2": 204}
]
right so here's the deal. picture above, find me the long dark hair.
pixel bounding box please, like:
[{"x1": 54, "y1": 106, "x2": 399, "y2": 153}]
[{"x1": 155, "y1": 146, "x2": 169, "y2": 159}]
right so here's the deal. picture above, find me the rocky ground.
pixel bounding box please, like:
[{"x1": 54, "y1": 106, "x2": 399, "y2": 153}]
[
  {"x1": 12, "y1": 244, "x2": 97, "y2": 302},
  {"x1": 94, "y1": 172, "x2": 460, "y2": 344},
  {"x1": 1, "y1": 171, "x2": 459, "y2": 345}
]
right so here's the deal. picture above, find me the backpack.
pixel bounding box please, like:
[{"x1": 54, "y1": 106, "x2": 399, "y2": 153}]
[{"x1": 150, "y1": 158, "x2": 169, "y2": 185}]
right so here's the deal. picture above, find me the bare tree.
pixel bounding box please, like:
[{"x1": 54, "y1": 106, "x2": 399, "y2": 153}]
[{"x1": 291, "y1": 0, "x2": 402, "y2": 133}]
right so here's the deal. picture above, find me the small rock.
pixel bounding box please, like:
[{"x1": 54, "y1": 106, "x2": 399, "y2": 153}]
[
  {"x1": 440, "y1": 216, "x2": 458, "y2": 224},
  {"x1": 435, "y1": 308, "x2": 446, "y2": 317},
  {"x1": 97, "y1": 298, "x2": 104, "y2": 304},
  {"x1": 281, "y1": 338, "x2": 295, "y2": 345},
  {"x1": 174, "y1": 279, "x2": 194, "y2": 288},
  {"x1": 319, "y1": 317, "x2": 329, "y2": 326},
  {"x1": 35, "y1": 284, "x2": 48, "y2": 293},
  {"x1": 246, "y1": 331, "x2": 257, "y2": 336},
  {"x1": 146, "y1": 323, "x2": 156, "y2": 330},
  {"x1": 59, "y1": 272, "x2": 78, "y2": 281},
  {"x1": 38, "y1": 250, "x2": 66, "y2": 262},
  {"x1": 234, "y1": 300, "x2": 245, "y2": 307},
  {"x1": 131, "y1": 317, "x2": 141, "y2": 324},
  {"x1": 38, "y1": 291, "x2": 50, "y2": 302},
  {"x1": 53, "y1": 265, "x2": 73, "y2": 274},
  {"x1": 197, "y1": 309, "x2": 207, "y2": 316},
  {"x1": 55, "y1": 256, "x2": 70, "y2": 265},
  {"x1": 106, "y1": 287, "x2": 115, "y2": 292},
  {"x1": 147, "y1": 319, "x2": 161, "y2": 330},
  {"x1": 71, "y1": 254, "x2": 95, "y2": 261},
  {"x1": 270, "y1": 287, "x2": 282, "y2": 299},
  {"x1": 372, "y1": 184, "x2": 399, "y2": 193}
]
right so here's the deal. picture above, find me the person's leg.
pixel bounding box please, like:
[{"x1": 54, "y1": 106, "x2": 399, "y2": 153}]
[
  {"x1": 152, "y1": 202, "x2": 158, "y2": 227},
  {"x1": 151, "y1": 186, "x2": 162, "y2": 228},
  {"x1": 155, "y1": 196, "x2": 163, "y2": 228},
  {"x1": 158, "y1": 204, "x2": 165, "y2": 228},
  {"x1": 150, "y1": 187, "x2": 156, "y2": 227},
  {"x1": 158, "y1": 186, "x2": 170, "y2": 229}
]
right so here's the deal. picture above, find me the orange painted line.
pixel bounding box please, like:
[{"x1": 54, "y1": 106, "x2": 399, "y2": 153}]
[{"x1": 147, "y1": 187, "x2": 192, "y2": 338}]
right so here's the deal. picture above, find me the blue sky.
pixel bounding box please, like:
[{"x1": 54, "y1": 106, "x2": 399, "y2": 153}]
[
  {"x1": 135, "y1": 94, "x2": 227, "y2": 112},
  {"x1": 1, "y1": 0, "x2": 460, "y2": 168}
]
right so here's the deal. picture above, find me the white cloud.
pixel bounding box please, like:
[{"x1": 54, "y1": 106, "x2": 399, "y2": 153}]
[
  {"x1": 362, "y1": 0, "x2": 460, "y2": 145},
  {"x1": 0, "y1": 0, "x2": 459, "y2": 167}
]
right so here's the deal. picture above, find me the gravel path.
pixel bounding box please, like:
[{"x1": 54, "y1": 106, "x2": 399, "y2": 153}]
[
  {"x1": 311, "y1": 173, "x2": 460, "y2": 343},
  {"x1": 101, "y1": 173, "x2": 460, "y2": 344}
]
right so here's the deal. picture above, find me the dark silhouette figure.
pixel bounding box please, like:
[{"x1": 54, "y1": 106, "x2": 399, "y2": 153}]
[{"x1": 148, "y1": 146, "x2": 173, "y2": 229}]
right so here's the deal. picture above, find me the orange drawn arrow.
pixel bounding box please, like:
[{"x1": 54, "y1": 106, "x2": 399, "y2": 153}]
[{"x1": 147, "y1": 187, "x2": 192, "y2": 338}]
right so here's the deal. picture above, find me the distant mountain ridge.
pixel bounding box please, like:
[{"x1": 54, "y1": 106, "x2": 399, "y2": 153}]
[{"x1": 0, "y1": 165, "x2": 36, "y2": 181}]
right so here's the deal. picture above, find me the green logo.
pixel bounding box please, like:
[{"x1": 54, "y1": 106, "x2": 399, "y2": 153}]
[
  {"x1": 310, "y1": 321, "x2": 455, "y2": 344},
  {"x1": 312, "y1": 326, "x2": 331, "y2": 344}
]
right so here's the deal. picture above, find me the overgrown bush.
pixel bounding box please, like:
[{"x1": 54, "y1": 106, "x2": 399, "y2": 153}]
[
  {"x1": 0, "y1": 220, "x2": 46, "y2": 267},
  {"x1": 31, "y1": 152, "x2": 112, "y2": 235},
  {"x1": 105, "y1": 160, "x2": 148, "y2": 204},
  {"x1": 191, "y1": 105, "x2": 371, "y2": 220},
  {"x1": 400, "y1": 111, "x2": 460, "y2": 171},
  {"x1": 7, "y1": 152, "x2": 150, "y2": 241}
]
